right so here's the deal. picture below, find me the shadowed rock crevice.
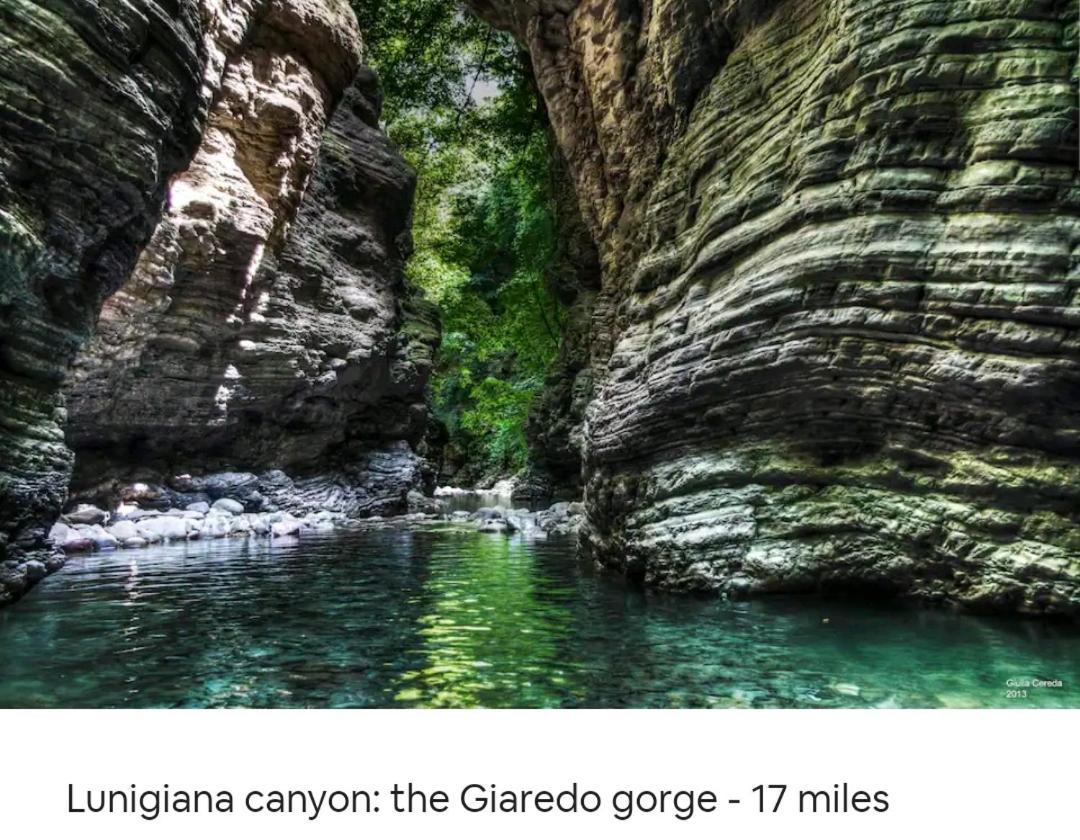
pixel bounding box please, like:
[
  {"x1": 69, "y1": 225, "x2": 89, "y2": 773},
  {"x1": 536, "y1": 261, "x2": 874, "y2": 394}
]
[{"x1": 514, "y1": 144, "x2": 602, "y2": 502}]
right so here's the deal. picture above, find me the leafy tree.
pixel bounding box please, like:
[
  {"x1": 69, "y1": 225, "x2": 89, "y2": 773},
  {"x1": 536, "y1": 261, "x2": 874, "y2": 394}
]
[{"x1": 352, "y1": 0, "x2": 562, "y2": 478}]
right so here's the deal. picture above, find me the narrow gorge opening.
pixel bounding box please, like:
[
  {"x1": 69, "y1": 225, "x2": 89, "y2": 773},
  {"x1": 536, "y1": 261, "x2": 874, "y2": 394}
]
[{"x1": 354, "y1": 0, "x2": 586, "y2": 494}]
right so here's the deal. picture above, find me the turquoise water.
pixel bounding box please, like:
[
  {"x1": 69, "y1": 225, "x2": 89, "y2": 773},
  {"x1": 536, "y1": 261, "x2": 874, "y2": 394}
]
[{"x1": 1, "y1": 521, "x2": 1078, "y2": 708}]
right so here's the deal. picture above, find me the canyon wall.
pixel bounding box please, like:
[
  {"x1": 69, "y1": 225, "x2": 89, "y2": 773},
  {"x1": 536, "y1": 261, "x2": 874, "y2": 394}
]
[
  {"x1": 64, "y1": 35, "x2": 437, "y2": 515},
  {"x1": 474, "y1": 0, "x2": 1080, "y2": 614},
  {"x1": 0, "y1": 0, "x2": 435, "y2": 605},
  {"x1": 0, "y1": 0, "x2": 208, "y2": 604}
]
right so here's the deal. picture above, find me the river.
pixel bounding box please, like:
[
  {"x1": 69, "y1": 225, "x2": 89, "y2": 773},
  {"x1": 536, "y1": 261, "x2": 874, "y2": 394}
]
[{"x1": 1, "y1": 513, "x2": 1078, "y2": 707}]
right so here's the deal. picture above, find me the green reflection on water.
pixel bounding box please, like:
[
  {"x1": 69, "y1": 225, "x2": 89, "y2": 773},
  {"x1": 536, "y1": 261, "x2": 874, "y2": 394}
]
[
  {"x1": 394, "y1": 533, "x2": 584, "y2": 707},
  {"x1": 0, "y1": 524, "x2": 1079, "y2": 708}
]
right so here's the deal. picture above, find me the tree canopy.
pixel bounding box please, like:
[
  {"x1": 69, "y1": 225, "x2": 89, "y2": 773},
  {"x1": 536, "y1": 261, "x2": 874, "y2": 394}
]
[{"x1": 352, "y1": 0, "x2": 562, "y2": 479}]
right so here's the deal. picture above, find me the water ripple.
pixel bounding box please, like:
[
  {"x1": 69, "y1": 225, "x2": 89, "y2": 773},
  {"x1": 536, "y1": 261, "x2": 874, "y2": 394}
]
[{"x1": 0, "y1": 523, "x2": 1078, "y2": 708}]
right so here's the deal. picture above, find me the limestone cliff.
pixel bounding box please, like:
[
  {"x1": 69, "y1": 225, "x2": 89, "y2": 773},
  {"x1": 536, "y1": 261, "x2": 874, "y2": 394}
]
[
  {"x1": 0, "y1": 0, "x2": 208, "y2": 604},
  {"x1": 473, "y1": 0, "x2": 1080, "y2": 615},
  {"x1": 0, "y1": 0, "x2": 436, "y2": 605},
  {"x1": 65, "y1": 60, "x2": 437, "y2": 508}
]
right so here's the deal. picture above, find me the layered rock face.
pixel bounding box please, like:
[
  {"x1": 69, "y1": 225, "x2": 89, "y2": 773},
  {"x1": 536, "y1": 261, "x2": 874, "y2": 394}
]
[
  {"x1": 0, "y1": 0, "x2": 208, "y2": 604},
  {"x1": 474, "y1": 0, "x2": 1080, "y2": 614},
  {"x1": 1, "y1": 0, "x2": 435, "y2": 605},
  {"x1": 65, "y1": 4, "x2": 437, "y2": 516}
]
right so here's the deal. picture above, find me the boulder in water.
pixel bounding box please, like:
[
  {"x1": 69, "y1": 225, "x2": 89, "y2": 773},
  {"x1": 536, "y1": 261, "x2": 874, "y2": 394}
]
[
  {"x1": 107, "y1": 520, "x2": 140, "y2": 542},
  {"x1": 271, "y1": 518, "x2": 301, "y2": 538},
  {"x1": 137, "y1": 516, "x2": 188, "y2": 542}
]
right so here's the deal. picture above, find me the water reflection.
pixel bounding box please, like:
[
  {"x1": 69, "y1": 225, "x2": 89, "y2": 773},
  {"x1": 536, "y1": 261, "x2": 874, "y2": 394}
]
[
  {"x1": 396, "y1": 533, "x2": 581, "y2": 707},
  {"x1": 0, "y1": 521, "x2": 1077, "y2": 708}
]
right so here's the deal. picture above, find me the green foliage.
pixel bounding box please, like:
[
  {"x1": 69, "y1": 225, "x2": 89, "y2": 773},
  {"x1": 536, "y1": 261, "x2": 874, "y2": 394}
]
[
  {"x1": 352, "y1": 0, "x2": 518, "y2": 125},
  {"x1": 352, "y1": 0, "x2": 561, "y2": 477}
]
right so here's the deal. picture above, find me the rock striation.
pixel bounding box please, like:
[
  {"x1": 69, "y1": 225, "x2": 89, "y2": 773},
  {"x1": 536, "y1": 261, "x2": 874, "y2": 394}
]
[
  {"x1": 1, "y1": 0, "x2": 436, "y2": 605},
  {"x1": 65, "y1": 53, "x2": 437, "y2": 496},
  {"x1": 0, "y1": 0, "x2": 208, "y2": 604},
  {"x1": 472, "y1": 0, "x2": 1080, "y2": 615},
  {"x1": 64, "y1": 2, "x2": 438, "y2": 518}
]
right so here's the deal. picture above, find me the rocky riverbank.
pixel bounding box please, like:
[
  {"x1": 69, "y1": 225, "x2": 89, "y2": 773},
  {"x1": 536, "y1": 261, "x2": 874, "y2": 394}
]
[
  {"x1": 51, "y1": 502, "x2": 335, "y2": 553},
  {"x1": 453, "y1": 502, "x2": 585, "y2": 538},
  {"x1": 48, "y1": 495, "x2": 586, "y2": 557}
]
